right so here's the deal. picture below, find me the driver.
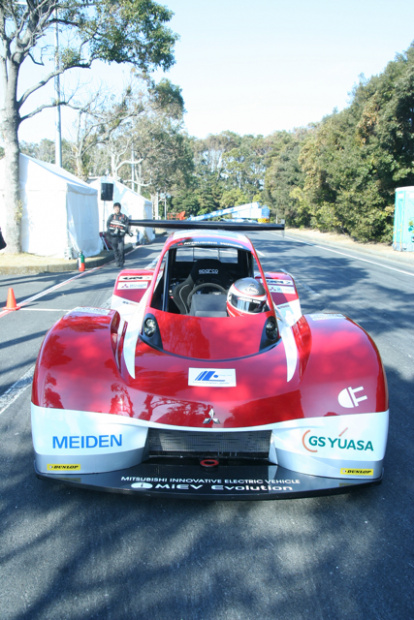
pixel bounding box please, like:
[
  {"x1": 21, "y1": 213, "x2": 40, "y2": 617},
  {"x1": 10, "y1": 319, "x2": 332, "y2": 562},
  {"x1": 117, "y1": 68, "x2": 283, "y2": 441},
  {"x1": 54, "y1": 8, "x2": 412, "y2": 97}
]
[{"x1": 226, "y1": 277, "x2": 268, "y2": 317}]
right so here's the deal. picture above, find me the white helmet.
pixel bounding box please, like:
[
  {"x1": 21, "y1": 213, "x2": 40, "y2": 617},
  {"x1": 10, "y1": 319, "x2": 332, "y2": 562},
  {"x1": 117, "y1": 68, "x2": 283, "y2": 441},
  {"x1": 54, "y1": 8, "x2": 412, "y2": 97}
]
[{"x1": 227, "y1": 278, "x2": 267, "y2": 316}]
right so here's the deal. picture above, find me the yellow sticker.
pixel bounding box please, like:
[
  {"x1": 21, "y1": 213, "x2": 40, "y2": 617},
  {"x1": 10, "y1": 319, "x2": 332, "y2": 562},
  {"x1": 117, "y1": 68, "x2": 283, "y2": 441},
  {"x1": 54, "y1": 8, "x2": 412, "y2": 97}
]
[
  {"x1": 340, "y1": 468, "x2": 374, "y2": 476},
  {"x1": 47, "y1": 464, "x2": 81, "y2": 471}
]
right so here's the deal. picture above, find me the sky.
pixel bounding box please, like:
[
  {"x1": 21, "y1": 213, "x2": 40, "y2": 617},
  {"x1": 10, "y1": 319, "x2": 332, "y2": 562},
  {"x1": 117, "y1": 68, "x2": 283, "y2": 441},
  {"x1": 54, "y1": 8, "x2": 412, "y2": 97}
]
[{"x1": 17, "y1": 0, "x2": 414, "y2": 144}]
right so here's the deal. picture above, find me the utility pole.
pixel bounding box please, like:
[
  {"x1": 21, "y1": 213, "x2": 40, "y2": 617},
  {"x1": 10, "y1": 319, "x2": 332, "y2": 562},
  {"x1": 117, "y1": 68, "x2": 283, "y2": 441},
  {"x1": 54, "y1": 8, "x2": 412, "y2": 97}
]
[
  {"x1": 131, "y1": 146, "x2": 135, "y2": 191},
  {"x1": 54, "y1": 8, "x2": 62, "y2": 168}
]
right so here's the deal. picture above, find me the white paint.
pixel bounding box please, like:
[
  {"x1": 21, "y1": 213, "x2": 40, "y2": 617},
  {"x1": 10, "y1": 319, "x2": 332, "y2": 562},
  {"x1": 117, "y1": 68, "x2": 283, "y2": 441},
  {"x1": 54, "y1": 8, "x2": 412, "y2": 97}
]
[
  {"x1": 279, "y1": 320, "x2": 298, "y2": 382},
  {"x1": 284, "y1": 234, "x2": 414, "y2": 277},
  {"x1": 0, "y1": 365, "x2": 35, "y2": 416},
  {"x1": 0, "y1": 267, "x2": 102, "y2": 318}
]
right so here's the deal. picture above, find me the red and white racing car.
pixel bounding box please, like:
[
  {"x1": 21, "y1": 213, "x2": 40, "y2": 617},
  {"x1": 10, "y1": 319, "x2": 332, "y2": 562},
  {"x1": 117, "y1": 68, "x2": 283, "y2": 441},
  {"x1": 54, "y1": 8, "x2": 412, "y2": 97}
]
[{"x1": 31, "y1": 222, "x2": 389, "y2": 499}]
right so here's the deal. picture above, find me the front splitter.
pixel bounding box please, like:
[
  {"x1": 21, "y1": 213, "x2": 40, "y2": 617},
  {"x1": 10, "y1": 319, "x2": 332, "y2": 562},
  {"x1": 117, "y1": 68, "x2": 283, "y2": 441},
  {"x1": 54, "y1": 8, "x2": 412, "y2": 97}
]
[{"x1": 35, "y1": 462, "x2": 382, "y2": 500}]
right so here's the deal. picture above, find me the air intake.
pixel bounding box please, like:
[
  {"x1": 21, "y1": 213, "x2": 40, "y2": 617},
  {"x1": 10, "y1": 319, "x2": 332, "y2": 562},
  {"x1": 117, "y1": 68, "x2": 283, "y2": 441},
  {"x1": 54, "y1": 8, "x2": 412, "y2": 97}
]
[{"x1": 147, "y1": 428, "x2": 271, "y2": 459}]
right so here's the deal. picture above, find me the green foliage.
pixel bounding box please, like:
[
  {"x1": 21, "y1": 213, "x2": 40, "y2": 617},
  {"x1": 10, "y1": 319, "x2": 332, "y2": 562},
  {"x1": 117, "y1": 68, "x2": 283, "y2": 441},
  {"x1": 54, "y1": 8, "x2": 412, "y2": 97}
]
[
  {"x1": 290, "y1": 44, "x2": 414, "y2": 243},
  {"x1": 148, "y1": 79, "x2": 185, "y2": 119},
  {"x1": 1, "y1": 0, "x2": 179, "y2": 251},
  {"x1": 14, "y1": 35, "x2": 414, "y2": 244},
  {"x1": 169, "y1": 132, "x2": 270, "y2": 216},
  {"x1": 220, "y1": 188, "x2": 250, "y2": 208},
  {"x1": 60, "y1": 48, "x2": 82, "y2": 70},
  {"x1": 84, "y1": 0, "x2": 177, "y2": 71},
  {"x1": 111, "y1": 39, "x2": 414, "y2": 240},
  {"x1": 264, "y1": 129, "x2": 306, "y2": 222}
]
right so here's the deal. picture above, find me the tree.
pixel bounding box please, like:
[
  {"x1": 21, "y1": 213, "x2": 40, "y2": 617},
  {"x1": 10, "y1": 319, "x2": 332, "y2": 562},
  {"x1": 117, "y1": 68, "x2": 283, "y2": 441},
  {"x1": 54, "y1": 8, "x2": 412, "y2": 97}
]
[
  {"x1": 127, "y1": 83, "x2": 193, "y2": 214},
  {"x1": 170, "y1": 131, "x2": 261, "y2": 216},
  {"x1": 295, "y1": 46, "x2": 414, "y2": 242},
  {"x1": 263, "y1": 129, "x2": 307, "y2": 223},
  {"x1": 222, "y1": 134, "x2": 268, "y2": 204},
  {"x1": 66, "y1": 83, "x2": 143, "y2": 179},
  {"x1": 0, "y1": 0, "x2": 177, "y2": 252}
]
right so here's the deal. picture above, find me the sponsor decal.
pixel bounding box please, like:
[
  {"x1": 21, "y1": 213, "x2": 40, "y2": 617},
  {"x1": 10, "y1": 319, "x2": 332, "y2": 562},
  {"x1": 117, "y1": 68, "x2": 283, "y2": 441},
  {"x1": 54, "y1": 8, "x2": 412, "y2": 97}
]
[
  {"x1": 198, "y1": 268, "x2": 219, "y2": 274},
  {"x1": 122, "y1": 476, "x2": 300, "y2": 493},
  {"x1": 338, "y1": 386, "x2": 368, "y2": 408},
  {"x1": 268, "y1": 285, "x2": 296, "y2": 294},
  {"x1": 340, "y1": 468, "x2": 374, "y2": 476},
  {"x1": 302, "y1": 429, "x2": 374, "y2": 453},
  {"x1": 117, "y1": 282, "x2": 148, "y2": 290},
  {"x1": 47, "y1": 464, "x2": 81, "y2": 471},
  {"x1": 265, "y1": 279, "x2": 293, "y2": 286},
  {"x1": 119, "y1": 275, "x2": 152, "y2": 281},
  {"x1": 182, "y1": 239, "x2": 244, "y2": 250},
  {"x1": 188, "y1": 368, "x2": 236, "y2": 387},
  {"x1": 52, "y1": 434, "x2": 122, "y2": 449}
]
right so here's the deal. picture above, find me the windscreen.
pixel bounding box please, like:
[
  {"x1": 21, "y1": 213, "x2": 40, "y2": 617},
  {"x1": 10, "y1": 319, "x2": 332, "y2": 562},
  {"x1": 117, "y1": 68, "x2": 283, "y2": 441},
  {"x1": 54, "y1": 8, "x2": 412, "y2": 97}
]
[{"x1": 175, "y1": 246, "x2": 239, "y2": 264}]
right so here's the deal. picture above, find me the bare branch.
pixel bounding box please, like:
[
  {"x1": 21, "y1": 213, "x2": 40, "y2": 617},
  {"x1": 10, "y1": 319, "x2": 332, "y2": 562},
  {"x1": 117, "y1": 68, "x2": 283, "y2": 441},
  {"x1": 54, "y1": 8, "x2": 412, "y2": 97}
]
[
  {"x1": 17, "y1": 59, "x2": 91, "y2": 110},
  {"x1": 19, "y1": 89, "x2": 77, "y2": 123}
]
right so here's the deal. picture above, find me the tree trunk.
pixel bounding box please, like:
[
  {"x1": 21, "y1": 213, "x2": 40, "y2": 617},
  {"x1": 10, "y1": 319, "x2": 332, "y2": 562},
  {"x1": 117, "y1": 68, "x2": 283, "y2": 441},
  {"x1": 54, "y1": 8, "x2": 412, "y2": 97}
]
[
  {"x1": 1, "y1": 60, "x2": 21, "y2": 254},
  {"x1": 2, "y1": 133, "x2": 21, "y2": 254},
  {"x1": 151, "y1": 193, "x2": 159, "y2": 219}
]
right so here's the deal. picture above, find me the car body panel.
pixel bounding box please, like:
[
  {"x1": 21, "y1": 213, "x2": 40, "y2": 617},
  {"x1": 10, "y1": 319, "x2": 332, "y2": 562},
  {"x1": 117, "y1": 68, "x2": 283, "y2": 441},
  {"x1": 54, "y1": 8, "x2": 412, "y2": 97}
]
[{"x1": 31, "y1": 224, "x2": 389, "y2": 499}]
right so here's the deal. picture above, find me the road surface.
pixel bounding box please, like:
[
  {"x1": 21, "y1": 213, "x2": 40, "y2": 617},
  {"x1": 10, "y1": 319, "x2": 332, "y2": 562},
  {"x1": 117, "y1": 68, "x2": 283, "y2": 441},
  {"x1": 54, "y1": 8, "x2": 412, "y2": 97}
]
[{"x1": 0, "y1": 233, "x2": 413, "y2": 620}]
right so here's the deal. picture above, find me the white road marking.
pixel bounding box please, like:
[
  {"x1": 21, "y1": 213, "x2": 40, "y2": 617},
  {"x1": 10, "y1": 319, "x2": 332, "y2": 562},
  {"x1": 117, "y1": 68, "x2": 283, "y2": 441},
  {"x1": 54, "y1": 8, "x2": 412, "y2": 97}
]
[
  {"x1": 284, "y1": 234, "x2": 414, "y2": 277},
  {"x1": 294, "y1": 279, "x2": 321, "y2": 297},
  {"x1": 19, "y1": 308, "x2": 71, "y2": 312},
  {"x1": 0, "y1": 266, "x2": 102, "y2": 318},
  {"x1": 0, "y1": 365, "x2": 35, "y2": 416}
]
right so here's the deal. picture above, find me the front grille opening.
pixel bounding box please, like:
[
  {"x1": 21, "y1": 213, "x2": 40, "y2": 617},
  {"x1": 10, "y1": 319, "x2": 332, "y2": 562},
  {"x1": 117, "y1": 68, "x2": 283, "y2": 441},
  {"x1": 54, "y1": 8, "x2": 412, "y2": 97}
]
[{"x1": 147, "y1": 428, "x2": 271, "y2": 460}]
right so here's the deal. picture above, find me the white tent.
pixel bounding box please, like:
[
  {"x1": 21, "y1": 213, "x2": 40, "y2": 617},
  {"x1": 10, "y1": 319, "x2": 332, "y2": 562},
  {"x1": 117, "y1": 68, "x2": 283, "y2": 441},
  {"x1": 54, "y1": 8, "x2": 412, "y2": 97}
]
[
  {"x1": 91, "y1": 177, "x2": 155, "y2": 243},
  {"x1": 0, "y1": 154, "x2": 102, "y2": 257}
]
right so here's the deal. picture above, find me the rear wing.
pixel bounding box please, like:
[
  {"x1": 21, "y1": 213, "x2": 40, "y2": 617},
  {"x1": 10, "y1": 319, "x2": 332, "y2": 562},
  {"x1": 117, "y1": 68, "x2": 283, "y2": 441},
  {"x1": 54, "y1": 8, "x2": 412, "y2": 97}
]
[{"x1": 129, "y1": 219, "x2": 285, "y2": 232}]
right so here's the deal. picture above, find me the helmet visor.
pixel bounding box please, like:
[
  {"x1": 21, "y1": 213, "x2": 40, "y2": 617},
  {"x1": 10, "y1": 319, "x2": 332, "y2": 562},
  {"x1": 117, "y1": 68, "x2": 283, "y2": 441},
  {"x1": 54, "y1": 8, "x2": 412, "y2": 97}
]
[{"x1": 229, "y1": 292, "x2": 266, "y2": 314}]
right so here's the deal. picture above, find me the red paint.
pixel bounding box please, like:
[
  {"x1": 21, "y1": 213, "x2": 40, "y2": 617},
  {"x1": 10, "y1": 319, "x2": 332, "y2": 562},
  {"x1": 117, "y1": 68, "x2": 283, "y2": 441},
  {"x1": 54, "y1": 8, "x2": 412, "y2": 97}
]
[
  {"x1": 32, "y1": 310, "x2": 388, "y2": 429},
  {"x1": 32, "y1": 230, "x2": 388, "y2": 431}
]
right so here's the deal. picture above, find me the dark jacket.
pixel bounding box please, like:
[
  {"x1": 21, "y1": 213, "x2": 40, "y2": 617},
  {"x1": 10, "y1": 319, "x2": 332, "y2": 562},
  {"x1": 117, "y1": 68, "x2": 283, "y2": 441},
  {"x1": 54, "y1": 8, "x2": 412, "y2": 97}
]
[{"x1": 106, "y1": 213, "x2": 130, "y2": 237}]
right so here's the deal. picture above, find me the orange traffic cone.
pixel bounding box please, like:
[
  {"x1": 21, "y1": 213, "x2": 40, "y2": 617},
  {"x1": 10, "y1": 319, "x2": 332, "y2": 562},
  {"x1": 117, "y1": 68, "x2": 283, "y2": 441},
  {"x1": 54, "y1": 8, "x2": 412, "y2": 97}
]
[{"x1": 5, "y1": 287, "x2": 19, "y2": 310}]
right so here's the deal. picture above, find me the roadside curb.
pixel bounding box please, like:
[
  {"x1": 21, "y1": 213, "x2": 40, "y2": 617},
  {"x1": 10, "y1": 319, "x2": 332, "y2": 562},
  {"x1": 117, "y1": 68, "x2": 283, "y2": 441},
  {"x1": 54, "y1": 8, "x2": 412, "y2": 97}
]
[{"x1": 0, "y1": 244, "x2": 137, "y2": 275}]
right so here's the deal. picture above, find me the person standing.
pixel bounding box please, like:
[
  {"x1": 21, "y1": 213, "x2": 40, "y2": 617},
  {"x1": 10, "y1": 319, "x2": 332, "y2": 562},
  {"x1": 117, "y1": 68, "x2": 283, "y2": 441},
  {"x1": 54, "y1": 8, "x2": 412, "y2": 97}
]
[{"x1": 106, "y1": 203, "x2": 132, "y2": 267}]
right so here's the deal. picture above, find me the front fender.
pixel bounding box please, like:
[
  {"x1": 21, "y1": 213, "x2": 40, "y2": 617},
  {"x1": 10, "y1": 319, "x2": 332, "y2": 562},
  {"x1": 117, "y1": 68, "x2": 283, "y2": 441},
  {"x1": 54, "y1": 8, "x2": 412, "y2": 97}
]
[
  {"x1": 31, "y1": 307, "x2": 123, "y2": 412},
  {"x1": 295, "y1": 313, "x2": 388, "y2": 416}
]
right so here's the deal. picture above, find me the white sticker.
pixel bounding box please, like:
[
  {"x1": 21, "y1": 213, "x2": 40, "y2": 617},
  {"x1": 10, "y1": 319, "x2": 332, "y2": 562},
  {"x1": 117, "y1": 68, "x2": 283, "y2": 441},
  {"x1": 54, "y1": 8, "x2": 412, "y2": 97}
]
[
  {"x1": 119, "y1": 275, "x2": 152, "y2": 281},
  {"x1": 266, "y1": 279, "x2": 293, "y2": 286},
  {"x1": 338, "y1": 386, "x2": 368, "y2": 408},
  {"x1": 117, "y1": 282, "x2": 148, "y2": 290},
  {"x1": 268, "y1": 285, "x2": 295, "y2": 294},
  {"x1": 188, "y1": 368, "x2": 236, "y2": 387}
]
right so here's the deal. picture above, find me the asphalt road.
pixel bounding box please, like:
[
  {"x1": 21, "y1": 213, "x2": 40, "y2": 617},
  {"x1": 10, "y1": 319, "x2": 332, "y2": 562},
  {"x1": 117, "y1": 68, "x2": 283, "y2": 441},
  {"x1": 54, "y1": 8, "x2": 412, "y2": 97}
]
[{"x1": 0, "y1": 233, "x2": 413, "y2": 620}]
